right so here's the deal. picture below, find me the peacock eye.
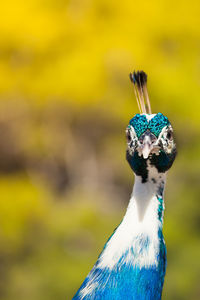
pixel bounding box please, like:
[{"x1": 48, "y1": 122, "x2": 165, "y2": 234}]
[
  {"x1": 166, "y1": 130, "x2": 173, "y2": 140},
  {"x1": 126, "y1": 129, "x2": 132, "y2": 143}
]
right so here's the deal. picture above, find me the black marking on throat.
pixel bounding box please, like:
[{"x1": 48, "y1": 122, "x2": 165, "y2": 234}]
[
  {"x1": 126, "y1": 150, "x2": 148, "y2": 183},
  {"x1": 126, "y1": 147, "x2": 176, "y2": 183},
  {"x1": 149, "y1": 148, "x2": 177, "y2": 173}
]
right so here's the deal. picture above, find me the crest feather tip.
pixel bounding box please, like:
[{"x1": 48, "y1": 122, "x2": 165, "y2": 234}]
[{"x1": 129, "y1": 70, "x2": 152, "y2": 115}]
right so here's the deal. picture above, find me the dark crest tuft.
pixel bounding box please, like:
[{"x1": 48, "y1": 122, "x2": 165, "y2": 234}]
[{"x1": 129, "y1": 70, "x2": 151, "y2": 114}]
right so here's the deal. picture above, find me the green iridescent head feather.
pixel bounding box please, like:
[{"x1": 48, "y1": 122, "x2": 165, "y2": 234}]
[{"x1": 129, "y1": 113, "x2": 170, "y2": 138}]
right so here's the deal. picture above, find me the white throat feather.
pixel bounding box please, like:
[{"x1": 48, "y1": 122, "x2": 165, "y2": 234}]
[{"x1": 98, "y1": 167, "x2": 166, "y2": 270}]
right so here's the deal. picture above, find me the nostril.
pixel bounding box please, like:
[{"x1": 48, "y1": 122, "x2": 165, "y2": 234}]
[
  {"x1": 139, "y1": 130, "x2": 157, "y2": 144},
  {"x1": 150, "y1": 135, "x2": 157, "y2": 143}
]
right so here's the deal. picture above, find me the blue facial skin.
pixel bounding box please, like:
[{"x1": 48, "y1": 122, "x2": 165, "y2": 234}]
[{"x1": 126, "y1": 113, "x2": 176, "y2": 182}]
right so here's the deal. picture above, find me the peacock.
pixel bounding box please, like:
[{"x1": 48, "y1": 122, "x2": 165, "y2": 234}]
[{"x1": 73, "y1": 71, "x2": 177, "y2": 300}]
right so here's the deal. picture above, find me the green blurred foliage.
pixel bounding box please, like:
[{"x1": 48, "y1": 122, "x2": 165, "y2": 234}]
[{"x1": 0, "y1": 0, "x2": 199, "y2": 299}]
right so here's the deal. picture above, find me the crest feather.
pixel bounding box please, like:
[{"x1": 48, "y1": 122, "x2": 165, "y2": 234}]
[{"x1": 129, "y1": 71, "x2": 152, "y2": 114}]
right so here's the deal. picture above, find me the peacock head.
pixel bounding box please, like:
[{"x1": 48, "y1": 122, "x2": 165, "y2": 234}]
[{"x1": 126, "y1": 71, "x2": 177, "y2": 181}]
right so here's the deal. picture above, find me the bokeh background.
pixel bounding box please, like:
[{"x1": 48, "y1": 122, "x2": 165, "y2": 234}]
[{"x1": 0, "y1": 1, "x2": 200, "y2": 299}]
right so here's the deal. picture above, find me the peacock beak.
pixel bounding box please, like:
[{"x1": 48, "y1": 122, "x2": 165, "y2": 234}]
[{"x1": 138, "y1": 130, "x2": 157, "y2": 159}]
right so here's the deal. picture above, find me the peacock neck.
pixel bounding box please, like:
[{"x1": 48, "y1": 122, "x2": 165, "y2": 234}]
[
  {"x1": 131, "y1": 170, "x2": 166, "y2": 226},
  {"x1": 98, "y1": 166, "x2": 166, "y2": 270},
  {"x1": 75, "y1": 167, "x2": 167, "y2": 300}
]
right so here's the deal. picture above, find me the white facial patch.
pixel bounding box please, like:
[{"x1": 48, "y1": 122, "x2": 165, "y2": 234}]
[
  {"x1": 126, "y1": 126, "x2": 138, "y2": 154},
  {"x1": 156, "y1": 125, "x2": 175, "y2": 154}
]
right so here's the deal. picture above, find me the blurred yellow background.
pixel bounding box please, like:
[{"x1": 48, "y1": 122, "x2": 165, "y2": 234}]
[{"x1": 0, "y1": 0, "x2": 200, "y2": 299}]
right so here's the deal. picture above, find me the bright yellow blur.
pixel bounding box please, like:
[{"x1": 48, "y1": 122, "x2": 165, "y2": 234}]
[{"x1": 0, "y1": 1, "x2": 199, "y2": 299}]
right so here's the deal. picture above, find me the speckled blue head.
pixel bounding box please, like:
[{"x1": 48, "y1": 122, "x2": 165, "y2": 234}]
[
  {"x1": 129, "y1": 113, "x2": 170, "y2": 138},
  {"x1": 126, "y1": 112, "x2": 176, "y2": 181}
]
